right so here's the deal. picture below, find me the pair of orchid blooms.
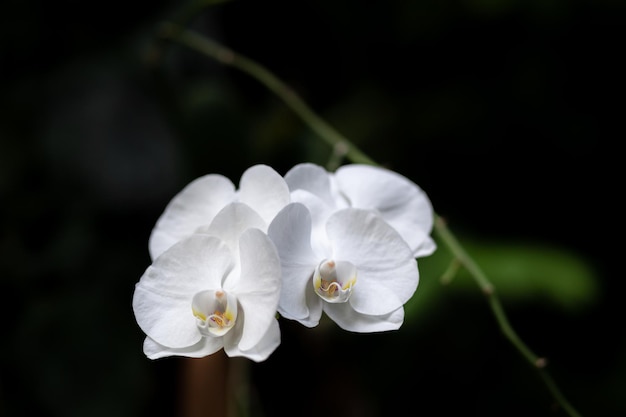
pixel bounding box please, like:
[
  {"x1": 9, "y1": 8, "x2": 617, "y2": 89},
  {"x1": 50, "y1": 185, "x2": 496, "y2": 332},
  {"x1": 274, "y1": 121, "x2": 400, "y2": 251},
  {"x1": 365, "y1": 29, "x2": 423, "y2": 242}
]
[{"x1": 132, "y1": 163, "x2": 436, "y2": 362}]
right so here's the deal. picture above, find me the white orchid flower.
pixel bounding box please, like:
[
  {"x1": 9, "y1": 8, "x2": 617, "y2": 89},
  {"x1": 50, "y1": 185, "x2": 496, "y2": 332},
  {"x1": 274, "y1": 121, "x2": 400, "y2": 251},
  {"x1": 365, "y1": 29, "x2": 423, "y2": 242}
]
[
  {"x1": 284, "y1": 163, "x2": 436, "y2": 258},
  {"x1": 133, "y1": 202, "x2": 282, "y2": 362},
  {"x1": 148, "y1": 164, "x2": 290, "y2": 260},
  {"x1": 268, "y1": 202, "x2": 419, "y2": 332}
]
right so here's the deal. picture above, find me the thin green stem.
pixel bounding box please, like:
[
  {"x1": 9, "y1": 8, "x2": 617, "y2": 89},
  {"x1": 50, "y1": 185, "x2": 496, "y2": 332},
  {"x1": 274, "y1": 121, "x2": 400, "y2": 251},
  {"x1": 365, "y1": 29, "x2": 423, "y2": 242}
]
[
  {"x1": 158, "y1": 23, "x2": 583, "y2": 417},
  {"x1": 159, "y1": 23, "x2": 376, "y2": 166},
  {"x1": 439, "y1": 258, "x2": 461, "y2": 285},
  {"x1": 434, "y1": 215, "x2": 538, "y2": 364},
  {"x1": 434, "y1": 215, "x2": 582, "y2": 417}
]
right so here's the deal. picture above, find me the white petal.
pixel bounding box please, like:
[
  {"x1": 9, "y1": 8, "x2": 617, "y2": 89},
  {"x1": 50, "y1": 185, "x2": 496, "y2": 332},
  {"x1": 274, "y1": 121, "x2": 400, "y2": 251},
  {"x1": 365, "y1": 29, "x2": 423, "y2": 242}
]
[
  {"x1": 327, "y1": 209, "x2": 419, "y2": 308},
  {"x1": 268, "y1": 203, "x2": 319, "y2": 321},
  {"x1": 238, "y1": 165, "x2": 290, "y2": 225},
  {"x1": 224, "y1": 318, "x2": 281, "y2": 362},
  {"x1": 324, "y1": 302, "x2": 405, "y2": 333},
  {"x1": 334, "y1": 165, "x2": 435, "y2": 256},
  {"x1": 148, "y1": 174, "x2": 236, "y2": 260},
  {"x1": 348, "y1": 278, "x2": 404, "y2": 315},
  {"x1": 296, "y1": 284, "x2": 324, "y2": 328},
  {"x1": 284, "y1": 163, "x2": 335, "y2": 206},
  {"x1": 289, "y1": 190, "x2": 333, "y2": 256},
  {"x1": 197, "y1": 202, "x2": 266, "y2": 256},
  {"x1": 334, "y1": 165, "x2": 420, "y2": 211},
  {"x1": 228, "y1": 228, "x2": 281, "y2": 351},
  {"x1": 276, "y1": 271, "x2": 323, "y2": 328},
  {"x1": 133, "y1": 234, "x2": 234, "y2": 349},
  {"x1": 143, "y1": 336, "x2": 223, "y2": 359},
  {"x1": 415, "y1": 236, "x2": 437, "y2": 258},
  {"x1": 374, "y1": 198, "x2": 437, "y2": 258}
]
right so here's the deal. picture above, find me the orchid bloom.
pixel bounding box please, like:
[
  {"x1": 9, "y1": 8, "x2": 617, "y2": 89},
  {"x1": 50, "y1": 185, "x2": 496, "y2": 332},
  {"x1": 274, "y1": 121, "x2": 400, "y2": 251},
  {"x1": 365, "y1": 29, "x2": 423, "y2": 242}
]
[
  {"x1": 148, "y1": 164, "x2": 290, "y2": 260},
  {"x1": 133, "y1": 202, "x2": 282, "y2": 361},
  {"x1": 268, "y1": 202, "x2": 419, "y2": 332},
  {"x1": 284, "y1": 163, "x2": 436, "y2": 258}
]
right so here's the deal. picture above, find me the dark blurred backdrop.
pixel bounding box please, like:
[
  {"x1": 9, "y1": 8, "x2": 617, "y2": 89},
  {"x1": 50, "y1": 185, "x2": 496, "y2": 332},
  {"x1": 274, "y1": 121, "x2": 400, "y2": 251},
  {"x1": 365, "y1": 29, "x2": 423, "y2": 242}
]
[{"x1": 1, "y1": 0, "x2": 623, "y2": 416}]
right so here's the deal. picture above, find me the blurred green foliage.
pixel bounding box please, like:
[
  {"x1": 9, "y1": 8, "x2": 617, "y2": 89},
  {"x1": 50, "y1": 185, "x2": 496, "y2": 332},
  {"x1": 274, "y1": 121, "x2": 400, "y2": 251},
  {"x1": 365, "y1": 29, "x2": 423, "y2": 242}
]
[{"x1": 407, "y1": 237, "x2": 599, "y2": 321}]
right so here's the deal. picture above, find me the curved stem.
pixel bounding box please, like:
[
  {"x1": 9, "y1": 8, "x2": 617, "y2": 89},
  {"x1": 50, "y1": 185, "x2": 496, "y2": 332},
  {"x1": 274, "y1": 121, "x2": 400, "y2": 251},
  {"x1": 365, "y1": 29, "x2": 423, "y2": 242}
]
[
  {"x1": 158, "y1": 23, "x2": 583, "y2": 417},
  {"x1": 434, "y1": 215, "x2": 581, "y2": 417},
  {"x1": 434, "y1": 215, "x2": 543, "y2": 365},
  {"x1": 159, "y1": 22, "x2": 376, "y2": 166}
]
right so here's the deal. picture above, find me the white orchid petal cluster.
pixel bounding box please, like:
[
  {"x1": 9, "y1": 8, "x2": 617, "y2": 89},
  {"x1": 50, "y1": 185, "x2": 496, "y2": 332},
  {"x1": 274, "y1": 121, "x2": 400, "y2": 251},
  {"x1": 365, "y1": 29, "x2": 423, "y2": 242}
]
[{"x1": 132, "y1": 162, "x2": 436, "y2": 362}]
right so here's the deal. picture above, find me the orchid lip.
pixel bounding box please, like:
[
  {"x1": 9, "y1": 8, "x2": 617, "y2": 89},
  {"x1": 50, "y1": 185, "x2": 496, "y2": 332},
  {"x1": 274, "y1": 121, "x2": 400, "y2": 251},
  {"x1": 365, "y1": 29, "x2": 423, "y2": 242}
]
[
  {"x1": 192, "y1": 289, "x2": 238, "y2": 337},
  {"x1": 313, "y1": 259, "x2": 357, "y2": 303}
]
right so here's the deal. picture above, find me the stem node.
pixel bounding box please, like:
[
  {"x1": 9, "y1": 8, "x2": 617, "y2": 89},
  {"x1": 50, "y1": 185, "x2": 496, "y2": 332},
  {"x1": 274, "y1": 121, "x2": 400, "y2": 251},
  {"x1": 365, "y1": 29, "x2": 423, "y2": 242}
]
[
  {"x1": 482, "y1": 284, "x2": 495, "y2": 296},
  {"x1": 217, "y1": 49, "x2": 235, "y2": 64}
]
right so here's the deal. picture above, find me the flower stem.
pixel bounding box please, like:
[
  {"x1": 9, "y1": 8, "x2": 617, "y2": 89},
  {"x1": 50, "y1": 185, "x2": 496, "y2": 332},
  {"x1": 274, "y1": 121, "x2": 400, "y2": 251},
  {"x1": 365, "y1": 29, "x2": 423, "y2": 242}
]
[
  {"x1": 434, "y1": 215, "x2": 538, "y2": 364},
  {"x1": 158, "y1": 22, "x2": 376, "y2": 167},
  {"x1": 433, "y1": 216, "x2": 582, "y2": 417},
  {"x1": 158, "y1": 23, "x2": 583, "y2": 417}
]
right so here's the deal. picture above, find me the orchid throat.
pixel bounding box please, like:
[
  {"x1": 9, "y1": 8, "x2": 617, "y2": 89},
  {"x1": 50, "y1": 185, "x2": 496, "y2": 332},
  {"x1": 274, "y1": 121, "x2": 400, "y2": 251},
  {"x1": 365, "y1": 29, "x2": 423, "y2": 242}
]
[
  {"x1": 313, "y1": 259, "x2": 357, "y2": 303},
  {"x1": 192, "y1": 289, "x2": 238, "y2": 337}
]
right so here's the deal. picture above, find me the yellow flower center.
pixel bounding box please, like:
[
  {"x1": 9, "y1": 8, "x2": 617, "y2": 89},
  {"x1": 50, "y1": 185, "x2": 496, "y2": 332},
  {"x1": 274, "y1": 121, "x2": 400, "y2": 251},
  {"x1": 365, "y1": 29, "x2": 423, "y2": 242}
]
[
  {"x1": 313, "y1": 259, "x2": 357, "y2": 303},
  {"x1": 192, "y1": 289, "x2": 238, "y2": 337}
]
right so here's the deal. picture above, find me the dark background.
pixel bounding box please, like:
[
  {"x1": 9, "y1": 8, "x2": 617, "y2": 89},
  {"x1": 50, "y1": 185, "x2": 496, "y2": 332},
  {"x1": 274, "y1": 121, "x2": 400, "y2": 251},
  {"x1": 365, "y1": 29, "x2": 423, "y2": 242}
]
[{"x1": 1, "y1": 0, "x2": 623, "y2": 416}]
